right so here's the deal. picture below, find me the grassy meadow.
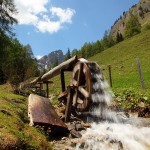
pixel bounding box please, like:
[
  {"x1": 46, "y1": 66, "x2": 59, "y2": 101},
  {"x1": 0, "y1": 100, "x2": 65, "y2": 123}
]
[{"x1": 0, "y1": 84, "x2": 53, "y2": 149}]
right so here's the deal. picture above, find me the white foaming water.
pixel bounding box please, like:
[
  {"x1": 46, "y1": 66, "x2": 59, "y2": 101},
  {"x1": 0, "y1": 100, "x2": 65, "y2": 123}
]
[
  {"x1": 75, "y1": 63, "x2": 150, "y2": 150},
  {"x1": 75, "y1": 123, "x2": 150, "y2": 150}
]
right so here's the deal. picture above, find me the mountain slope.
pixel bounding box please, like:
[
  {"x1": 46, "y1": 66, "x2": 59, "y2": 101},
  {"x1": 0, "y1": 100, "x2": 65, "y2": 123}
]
[
  {"x1": 110, "y1": 0, "x2": 150, "y2": 37},
  {"x1": 90, "y1": 30, "x2": 150, "y2": 88}
]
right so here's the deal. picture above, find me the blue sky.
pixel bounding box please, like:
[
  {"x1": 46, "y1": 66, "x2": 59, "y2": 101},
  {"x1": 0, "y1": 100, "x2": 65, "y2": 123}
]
[{"x1": 14, "y1": 0, "x2": 139, "y2": 59}]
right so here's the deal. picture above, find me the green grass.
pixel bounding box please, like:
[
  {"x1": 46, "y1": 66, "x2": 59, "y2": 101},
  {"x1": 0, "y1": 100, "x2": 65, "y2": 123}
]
[
  {"x1": 0, "y1": 84, "x2": 52, "y2": 149},
  {"x1": 90, "y1": 30, "x2": 150, "y2": 89}
]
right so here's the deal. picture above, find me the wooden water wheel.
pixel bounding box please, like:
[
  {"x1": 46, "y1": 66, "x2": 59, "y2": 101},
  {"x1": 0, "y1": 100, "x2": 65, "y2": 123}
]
[{"x1": 72, "y1": 61, "x2": 92, "y2": 112}]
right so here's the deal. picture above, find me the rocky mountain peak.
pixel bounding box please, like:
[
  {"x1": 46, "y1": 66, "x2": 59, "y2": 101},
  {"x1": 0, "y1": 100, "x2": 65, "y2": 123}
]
[
  {"x1": 110, "y1": 0, "x2": 150, "y2": 37},
  {"x1": 38, "y1": 50, "x2": 64, "y2": 71}
]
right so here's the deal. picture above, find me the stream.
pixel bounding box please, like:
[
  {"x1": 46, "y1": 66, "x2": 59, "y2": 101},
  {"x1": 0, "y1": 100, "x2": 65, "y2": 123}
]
[{"x1": 75, "y1": 121, "x2": 150, "y2": 150}]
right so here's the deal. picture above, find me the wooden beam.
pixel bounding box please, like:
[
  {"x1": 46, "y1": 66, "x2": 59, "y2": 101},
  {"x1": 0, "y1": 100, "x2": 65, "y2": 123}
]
[
  {"x1": 41, "y1": 55, "x2": 77, "y2": 81},
  {"x1": 19, "y1": 56, "x2": 78, "y2": 91}
]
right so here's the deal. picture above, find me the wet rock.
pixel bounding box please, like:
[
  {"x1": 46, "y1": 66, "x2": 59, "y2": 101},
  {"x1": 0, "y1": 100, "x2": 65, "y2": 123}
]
[
  {"x1": 67, "y1": 123, "x2": 75, "y2": 131},
  {"x1": 70, "y1": 130, "x2": 82, "y2": 138},
  {"x1": 75, "y1": 123, "x2": 85, "y2": 131},
  {"x1": 61, "y1": 137, "x2": 67, "y2": 140},
  {"x1": 138, "y1": 106, "x2": 150, "y2": 118},
  {"x1": 124, "y1": 111, "x2": 130, "y2": 118},
  {"x1": 106, "y1": 127, "x2": 113, "y2": 132},
  {"x1": 70, "y1": 139, "x2": 78, "y2": 147},
  {"x1": 118, "y1": 141, "x2": 123, "y2": 149},
  {"x1": 79, "y1": 142, "x2": 85, "y2": 149}
]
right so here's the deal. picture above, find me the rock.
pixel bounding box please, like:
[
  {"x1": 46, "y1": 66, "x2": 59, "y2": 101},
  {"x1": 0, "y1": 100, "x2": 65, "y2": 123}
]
[
  {"x1": 124, "y1": 111, "x2": 130, "y2": 118},
  {"x1": 70, "y1": 139, "x2": 78, "y2": 147},
  {"x1": 138, "y1": 102, "x2": 145, "y2": 108},
  {"x1": 75, "y1": 123, "x2": 85, "y2": 131},
  {"x1": 61, "y1": 137, "x2": 67, "y2": 140},
  {"x1": 138, "y1": 106, "x2": 150, "y2": 118},
  {"x1": 106, "y1": 127, "x2": 113, "y2": 132},
  {"x1": 70, "y1": 130, "x2": 82, "y2": 138},
  {"x1": 67, "y1": 123, "x2": 75, "y2": 131}
]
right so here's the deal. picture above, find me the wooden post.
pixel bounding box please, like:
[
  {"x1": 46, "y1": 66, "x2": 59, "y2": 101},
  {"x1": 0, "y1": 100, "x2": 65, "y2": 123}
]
[
  {"x1": 60, "y1": 69, "x2": 66, "y2": 92},
  {"x1": 46, "y1": 81, "x2": 49, "y2": 98},
  {"x1": 108, "y1": 65, "x2": 112, "y2": 87},
  {"x1": 39, "y1": 83, "x2": 42, "y2": 96},
  {"x1": 136, "y1": 57, "x2": 145, "y2": 89},
  {"x1": 65, "y1": 87, "x2": 73, "y2": 122}
]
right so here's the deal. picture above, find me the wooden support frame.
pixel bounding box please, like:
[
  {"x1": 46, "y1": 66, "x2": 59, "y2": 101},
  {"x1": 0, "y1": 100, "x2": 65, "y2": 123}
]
[
  {"x1": 46, "y1": 81, "x2": 49, "y2": 98},
  {"x1": 37, "y1": 81, "x2": 53, "y2": 98},
  {"x1": 64, "y1": 87, "x2": 74, "y2": 122},
  {"x1": 39, "y1": 83, "x2": 43, "y2": 96},
  {"x1": 60, "y1": 69, "x2": 66, "y2": 92}
]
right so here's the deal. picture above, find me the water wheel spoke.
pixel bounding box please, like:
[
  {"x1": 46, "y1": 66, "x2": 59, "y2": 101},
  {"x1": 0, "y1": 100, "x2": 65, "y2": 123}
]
[
  {"x1": 77, "y1": 98, "x2": 83, "y2": 104},
  {"x1": 77, "y1": 63, "x2": 83, "y2": 86},
  {"x1": 73, "y1": 91, "x2": 77, "y2": 106},
  {"x1": 72, "y1": 79, "x2": 78, "y2": 87},
  {"x1": 78, "y1": 86, "x2": 90, "y2": 98}
]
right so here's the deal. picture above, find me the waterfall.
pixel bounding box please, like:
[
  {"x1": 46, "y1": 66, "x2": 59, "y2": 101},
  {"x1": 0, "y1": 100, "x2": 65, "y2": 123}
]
[
  {"x1": 85, "y1": 62, "x2": 118, "y2": 123},
  {"x1": 74, "y1": 62, "x2": 150, "y2": 150}
]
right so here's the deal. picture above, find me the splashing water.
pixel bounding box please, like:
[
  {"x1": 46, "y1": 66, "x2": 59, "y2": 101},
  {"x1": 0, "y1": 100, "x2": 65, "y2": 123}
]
[
  {"x1": 74, "y1": 62, "x2": 150, "y2": 150},
  {"x1": 75, "y1": 123, "x2": 150, "y2": 150}
]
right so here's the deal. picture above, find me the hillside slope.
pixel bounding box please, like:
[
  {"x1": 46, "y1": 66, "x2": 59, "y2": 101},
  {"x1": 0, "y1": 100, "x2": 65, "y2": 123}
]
[
  {"x1": 110, "y1": 0, "x2": 150, "y2": 36},
  {"x1": 90, "y1": 30, "x2": 150, "y2": 88},
  {"x1": 0, "y1": 84, "x2": 52, "y2": 149}
]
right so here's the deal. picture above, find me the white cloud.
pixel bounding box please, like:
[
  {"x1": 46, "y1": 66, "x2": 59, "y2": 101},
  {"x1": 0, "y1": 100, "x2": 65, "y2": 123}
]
[
  {"x1": 14, "y1": 0, "x2": 76, "y2": 33},
  {"x1": 37, "y1": 20, "x2": 61, "y2": 33},
  {"x1": 50, "y1": 7, "x2": 76, "y2": 23}
]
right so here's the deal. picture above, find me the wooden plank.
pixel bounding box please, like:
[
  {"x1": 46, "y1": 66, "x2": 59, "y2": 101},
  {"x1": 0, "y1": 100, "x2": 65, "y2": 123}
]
[{"x1": 28, "y1": 94, "x2": 67, "y2": 131}]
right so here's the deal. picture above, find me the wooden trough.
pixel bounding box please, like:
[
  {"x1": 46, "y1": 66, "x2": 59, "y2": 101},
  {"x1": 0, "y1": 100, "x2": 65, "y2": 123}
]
[{"x1": 28, "y1": 94, "x2": 68, "y2": 133}]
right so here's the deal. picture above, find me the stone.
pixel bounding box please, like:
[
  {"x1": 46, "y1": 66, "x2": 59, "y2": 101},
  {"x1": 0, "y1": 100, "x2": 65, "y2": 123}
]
[
  {"x1": 67, "y1": 123, "x2": 75, "y2": 131},
  {"x1": 70, "y1": 130, "x2": 82, "y2": 138},
  {"x1": 75, "y1": 123, "x2": 85, "y2": 131}
]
